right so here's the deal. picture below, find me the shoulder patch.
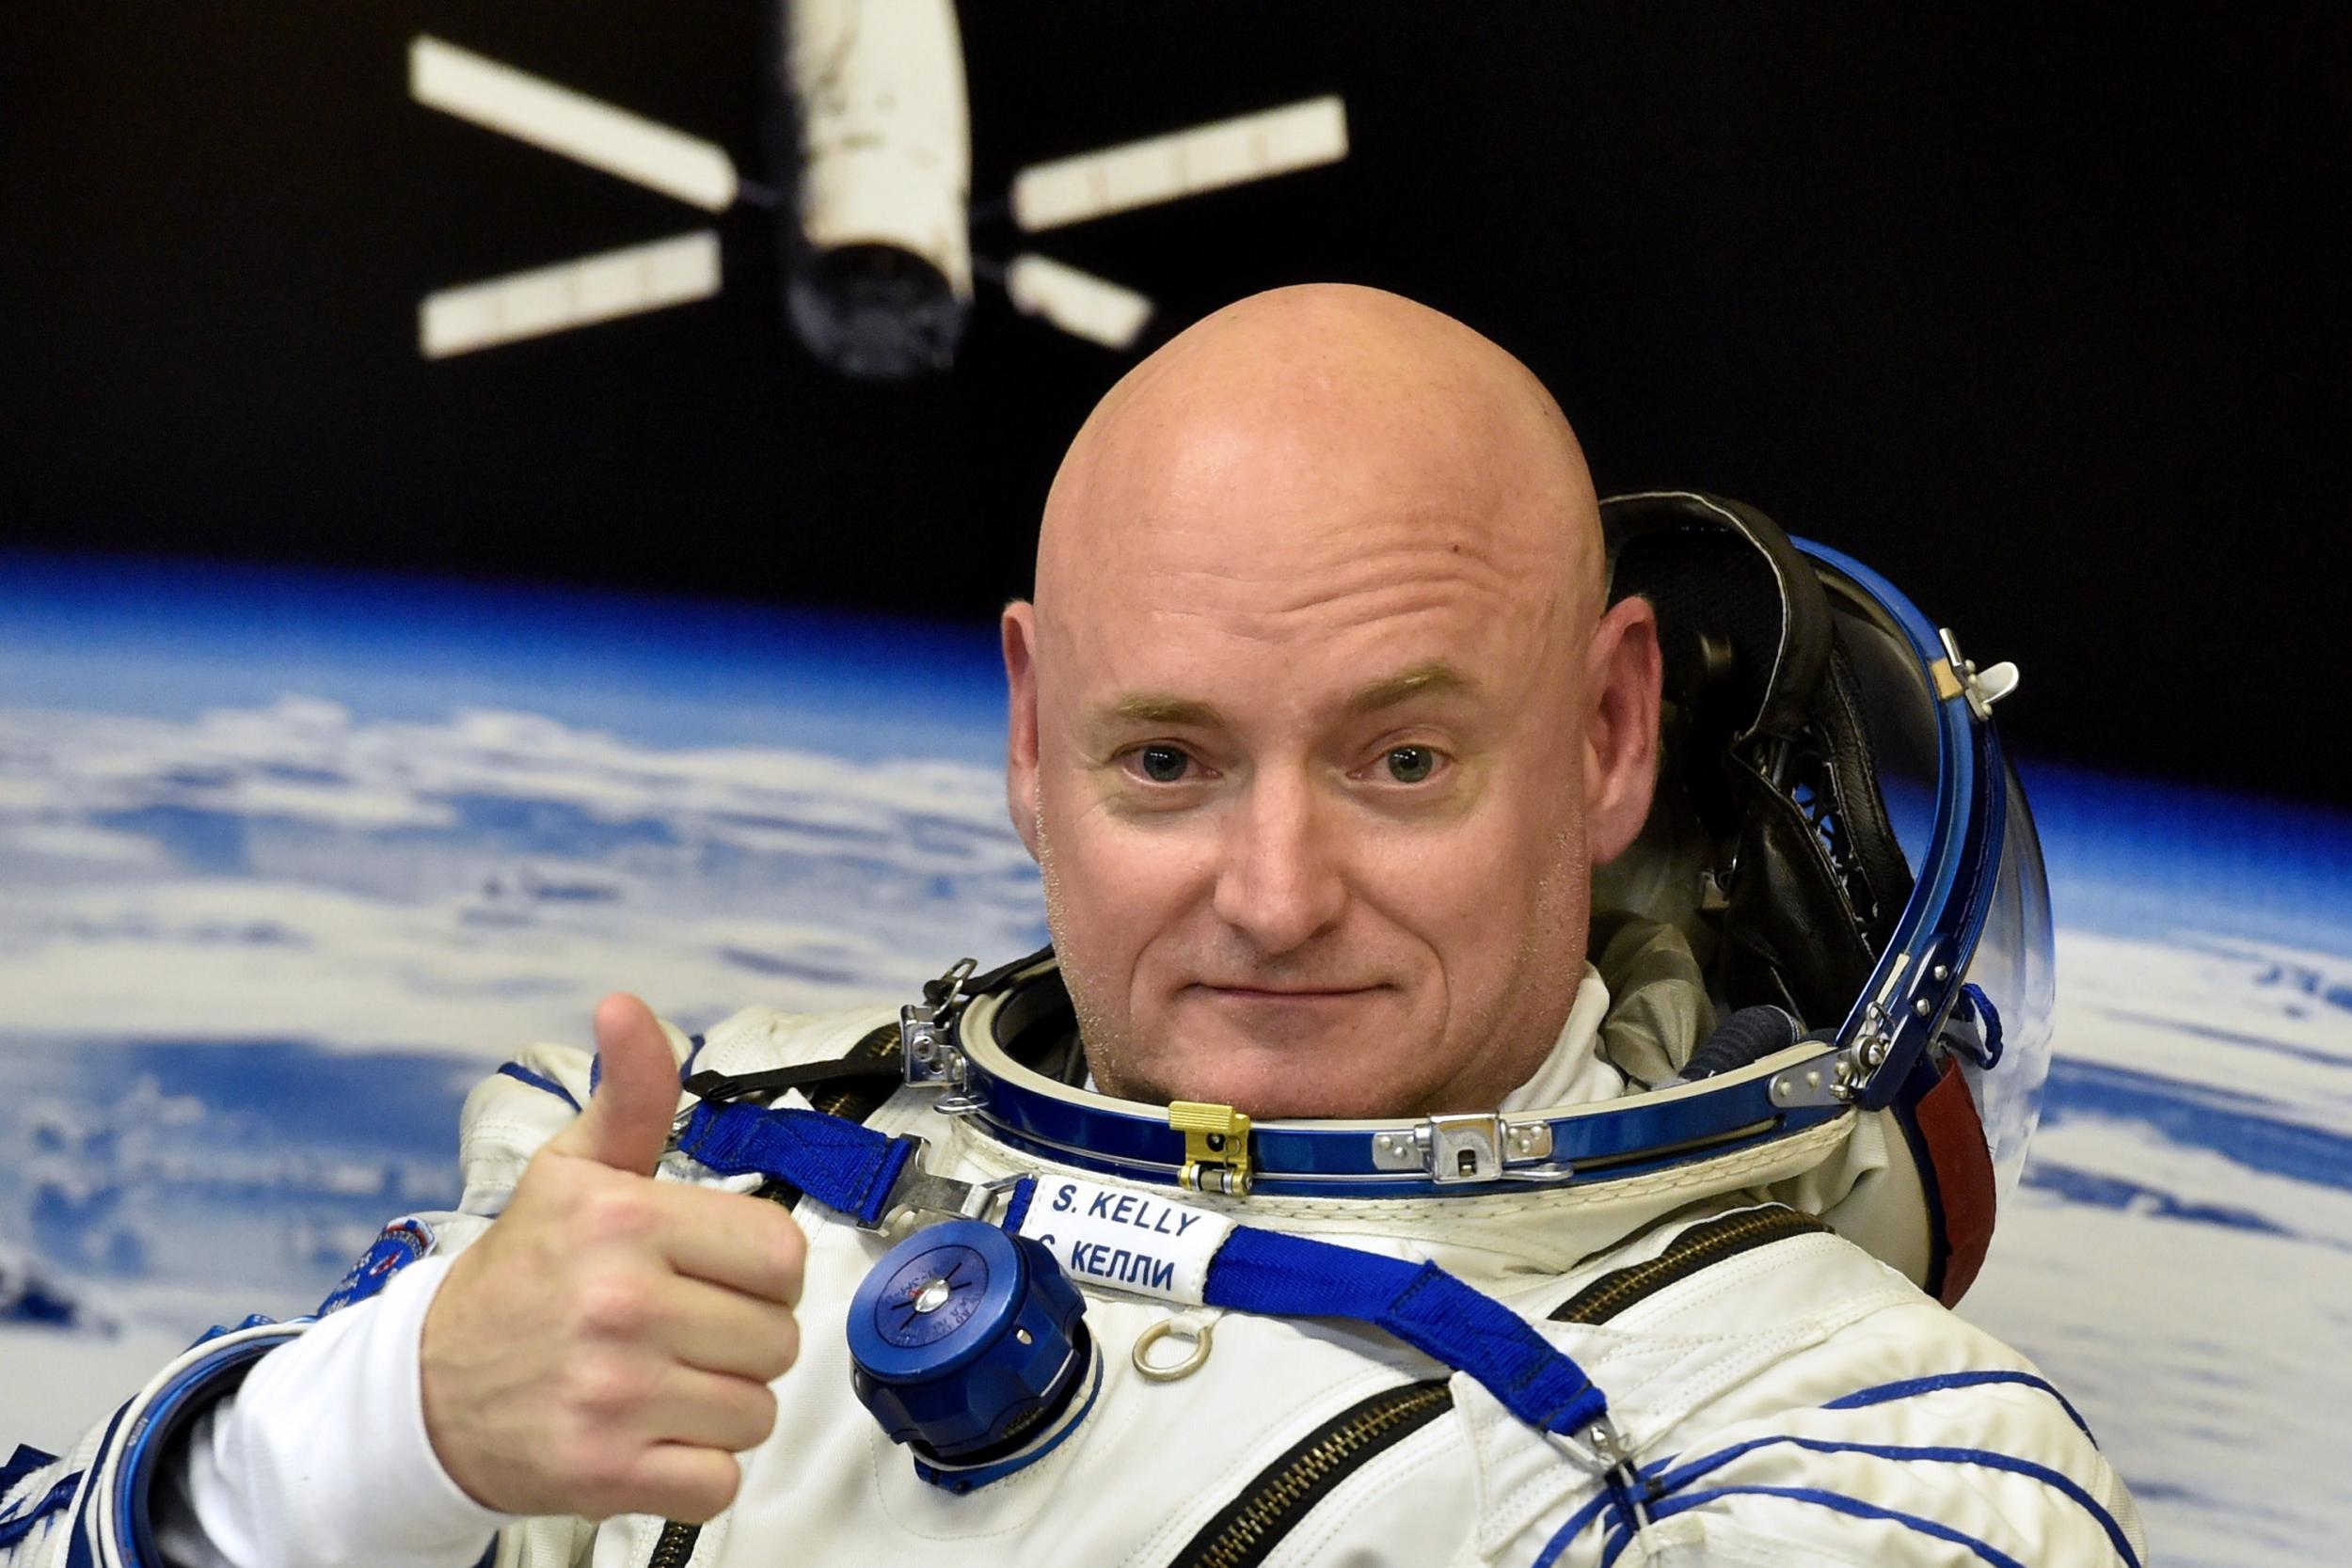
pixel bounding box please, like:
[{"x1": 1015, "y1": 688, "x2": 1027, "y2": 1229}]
[{"x1": 317, "y1": 1218, "x2": 436, "y2": 1316}]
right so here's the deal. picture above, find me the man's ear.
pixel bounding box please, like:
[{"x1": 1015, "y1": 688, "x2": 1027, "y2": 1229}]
[
  {"x1": 1002, "y1": 601, "x2": 1043, "y2": 861},
  {"x1": 1583, "y1": 594, "x2": 1662, "y2": 866}
]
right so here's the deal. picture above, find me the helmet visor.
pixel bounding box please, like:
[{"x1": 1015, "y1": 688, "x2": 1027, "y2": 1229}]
[
  {"x1": 1808, "y1": 543, "x2": 2056, "y2": 1203},
  {"x1": 1951, "y1": 764, "x2": 2058, "y2": 1197}
]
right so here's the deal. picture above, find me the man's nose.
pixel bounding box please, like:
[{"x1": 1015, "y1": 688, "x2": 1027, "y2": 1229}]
[{"x1": 1211, "y1": 772, "x2": 1347, "y2": 956}]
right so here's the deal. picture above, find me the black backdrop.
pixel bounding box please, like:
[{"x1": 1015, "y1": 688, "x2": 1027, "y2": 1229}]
[{"x1": 4, "y1": 4, "x2": 2344, "y2": 802}]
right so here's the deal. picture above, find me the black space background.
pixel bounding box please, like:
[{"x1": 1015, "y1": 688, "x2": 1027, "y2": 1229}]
[{"x1": 3, "y1": 5, "x2": 2345, "y2": 804}]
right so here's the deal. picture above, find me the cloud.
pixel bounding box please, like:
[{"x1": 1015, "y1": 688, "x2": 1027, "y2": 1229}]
[
  {"x1": 0, "y1": 697, "x2": 1045, "y2": 1054},
  {"x1": 2054, "y1": 928, "x2": 2352, "y2": 1133},
  {"x1": 0, "y1": 698, "x2": 1025, "y2": 866}
]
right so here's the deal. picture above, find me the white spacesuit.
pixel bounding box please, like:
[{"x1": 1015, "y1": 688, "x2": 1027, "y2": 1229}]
[{"x1": 0, "y1": 494, "x2": 2145, "y2": 1566}]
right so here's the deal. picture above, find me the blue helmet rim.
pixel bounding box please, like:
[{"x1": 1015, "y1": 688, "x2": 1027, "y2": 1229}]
[{"x1": 1792, "y1": 537, "x2": 2010, "y2": 1109}]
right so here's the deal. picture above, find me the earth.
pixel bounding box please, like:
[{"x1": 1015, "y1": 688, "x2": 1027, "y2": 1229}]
[{"x1": 3, "y1": 554, "x2": 2346, "y2": 1567}]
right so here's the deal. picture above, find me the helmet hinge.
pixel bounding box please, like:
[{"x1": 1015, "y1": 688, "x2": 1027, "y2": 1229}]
[{"x1": 1169, "y1": 1101, "x2": 1255, "y2": 1196}]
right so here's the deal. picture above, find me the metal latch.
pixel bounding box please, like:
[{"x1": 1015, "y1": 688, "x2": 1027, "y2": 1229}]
[
  {"x1": 1931, "y1": 627, "x2": 2020, "y2": 721},
  {"x1": 1767, "y1": 1047, "x2": 1853, "y2": 1108},
  {"x1": 870, "y1": 1136, "x2": 1022, "y2": 1237},
  {"x1": 1370, "y1": 1113, "x2": 1554, "y2": 1183},
  {"x1": 1169, "y1": 1101, "x2": 1254, "y2": 1196},
  {"x1": 1801, "y1": 939, "x2": 1967, "y2": 1112},
  {"x1": 900, "y1": 957, "x2": 977, "y2": 1089}
]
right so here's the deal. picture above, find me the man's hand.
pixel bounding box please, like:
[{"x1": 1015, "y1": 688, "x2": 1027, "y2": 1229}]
[{"x1": 421, "y1": 995, "x2": 806, "y2": 1521}]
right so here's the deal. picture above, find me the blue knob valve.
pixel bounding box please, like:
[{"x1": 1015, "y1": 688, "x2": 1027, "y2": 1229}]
[{"x1": 848, "y1": 1218, "x2": 1095, "y2": 1489}]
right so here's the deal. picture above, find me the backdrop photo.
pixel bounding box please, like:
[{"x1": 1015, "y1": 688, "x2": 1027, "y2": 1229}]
[{"x1": 4, "y1": 8, "x2": 2347, "y2": 1566}]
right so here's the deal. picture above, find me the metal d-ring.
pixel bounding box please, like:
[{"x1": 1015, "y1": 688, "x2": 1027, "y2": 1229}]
[{"x1": 1132, "y1": 1316, "x2": 1215, "y2": 1383}]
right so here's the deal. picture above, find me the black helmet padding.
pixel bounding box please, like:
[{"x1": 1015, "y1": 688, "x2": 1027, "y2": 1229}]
[{"x1": 1600, "y1": 491, "x2": 1915, "y2": 1028}]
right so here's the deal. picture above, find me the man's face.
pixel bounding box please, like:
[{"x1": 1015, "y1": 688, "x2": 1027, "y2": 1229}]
[{"x1": 1005, "y1": 430, "x2": 1644, "y2": 1118}]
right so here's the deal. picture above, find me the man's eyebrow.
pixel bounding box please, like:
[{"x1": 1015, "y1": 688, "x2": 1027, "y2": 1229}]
[
  {"x1": 1089, "y1": 667, "x2": 1470, "y2": 733},
  {"x1": 1347, "y1": 661, "x2": 1477, "y2": 714},
  {"x1": 1100, "y1": 693, "x2": 1229, "y2": 728}
]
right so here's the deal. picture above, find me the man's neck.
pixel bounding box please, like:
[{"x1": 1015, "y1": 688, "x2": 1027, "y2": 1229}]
[{"x1": 1496, "y1": 964, "x2": 1623, "y2": 1113}]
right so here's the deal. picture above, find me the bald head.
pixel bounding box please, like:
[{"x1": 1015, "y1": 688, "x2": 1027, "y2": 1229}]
[
  {"x1": 1001, "y1": 284, "x2": 1660, "y2": 1118},
  {"x1": 1036, "y1": 284, "x2": 1603, "y2": 642}
]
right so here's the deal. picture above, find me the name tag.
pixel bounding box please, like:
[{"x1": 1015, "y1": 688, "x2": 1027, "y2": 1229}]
[{"x1": 1016, "y1": 1176, "x2": 1232, "y2": 1305}]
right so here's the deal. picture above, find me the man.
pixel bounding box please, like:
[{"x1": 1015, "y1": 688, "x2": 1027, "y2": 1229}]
[
  {"x1": 0, "y1": 286, "x2": 2142, "y2": 1565},
  {"x1": 1001, "y1": 279, "x2": 1656, "y2": 1123}
]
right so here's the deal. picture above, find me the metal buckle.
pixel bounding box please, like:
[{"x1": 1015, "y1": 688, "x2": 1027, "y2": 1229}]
[
  {"x1": 1581, "y1": 1415, "x2": 1661, "y2": 1531},
  {"x1": 871, "y1": 1136, "x2": 1023, "y2": 1236},
  {"x1": 901, "y1": 957, "x2": 978, "y2": 1090},
  {"x1": 1370, "y1": 1113, "x2": 1555, "y2": 1183}
]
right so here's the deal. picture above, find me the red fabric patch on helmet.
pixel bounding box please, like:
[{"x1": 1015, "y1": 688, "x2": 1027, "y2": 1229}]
[{"x1": 1915, "y1": 1057, "x2": 1998, "y2": 1307}]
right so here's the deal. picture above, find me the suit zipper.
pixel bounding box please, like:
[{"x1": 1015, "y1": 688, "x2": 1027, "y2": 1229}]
[
  {"x1": 1547, "y1": 1205, "x2": 1827, "y2": 1326},
  {"x1": 645, "y1": 1518, "x2": 700, "y2": 1568},
  {"x1": 1167, "y1": 1381, "x2": 1455, "y2": 1568}
]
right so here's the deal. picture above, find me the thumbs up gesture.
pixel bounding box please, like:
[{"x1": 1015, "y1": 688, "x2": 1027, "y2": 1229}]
[{"x1": 421, "y1": 996, "x2": 807, "y2": 1521}]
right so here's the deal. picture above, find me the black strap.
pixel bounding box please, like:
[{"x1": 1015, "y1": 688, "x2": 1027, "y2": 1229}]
[
  {"x1": 681, "y1": 1056, "x2": 899, "y2": 1107},
  {"x1": 926, "y1": 944, "x2": 1053, "y2": 1006}
]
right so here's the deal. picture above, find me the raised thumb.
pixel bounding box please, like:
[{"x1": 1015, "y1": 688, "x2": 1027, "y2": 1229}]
[{"x1": 549, "y1": 992, "x2": 680, "y2": 1175}]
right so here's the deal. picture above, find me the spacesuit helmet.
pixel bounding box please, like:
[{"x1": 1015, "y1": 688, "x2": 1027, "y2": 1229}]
[
  {"x1": 925, "y1": 491, "x2": 2055, "y2": 1307},
  {"x1": 1597, "y1": 490, "x2": 2054, "y2": 1294}
]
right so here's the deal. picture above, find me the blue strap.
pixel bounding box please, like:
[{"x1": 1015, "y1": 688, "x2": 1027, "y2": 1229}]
[
  {"x1": 1207, "y1": 1227, "x2": 1606, "y2": 1435},
  {"x1": 1000, "y1": 1179, "x2": 1036, "y2": 1232},
  {"x1": 673, "y1": 1098, "x2": 1611, "y2": 1437},
  {"x1": 675, "y1": 1101, "x2": 914, "y2": 1228},
  {"x1": 1960, "y1": 983, "x2": 2005, "y2": 1068}
]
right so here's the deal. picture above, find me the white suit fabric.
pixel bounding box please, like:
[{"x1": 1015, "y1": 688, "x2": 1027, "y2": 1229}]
[{"x1": 0, "y1": 968, "x2": 2145, "y2": 1568}]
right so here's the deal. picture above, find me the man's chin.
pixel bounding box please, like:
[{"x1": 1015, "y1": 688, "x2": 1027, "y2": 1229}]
[
  {"x1": 1089, "y1": 987, "x2": 1440, "y2": 1118},
  {"x1": 1105, "y1": 1041, "x2": 1426, "y2": 1121}
]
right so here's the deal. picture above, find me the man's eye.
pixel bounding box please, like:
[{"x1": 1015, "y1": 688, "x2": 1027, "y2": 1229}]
[
  {"x1": 1385, "y1": 746, "x2": 1437, "y2": 784},
  {"x1": 1136, "y1": 745, "x2": 1192, "y2": 784}
]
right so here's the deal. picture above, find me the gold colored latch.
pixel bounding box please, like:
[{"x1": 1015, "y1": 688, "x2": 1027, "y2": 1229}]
[
  {"x1": 1931, "y1": 627, "x2": 2021, "y2": 721},
  {"x1": 1169, "y1": 1101, "x2": 1254, "y2": 1196}
]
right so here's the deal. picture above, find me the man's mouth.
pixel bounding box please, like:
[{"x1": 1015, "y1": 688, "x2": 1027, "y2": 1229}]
[{"x1": 1190, "y1": 983, "x2": 1385, "y2": 1000}]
